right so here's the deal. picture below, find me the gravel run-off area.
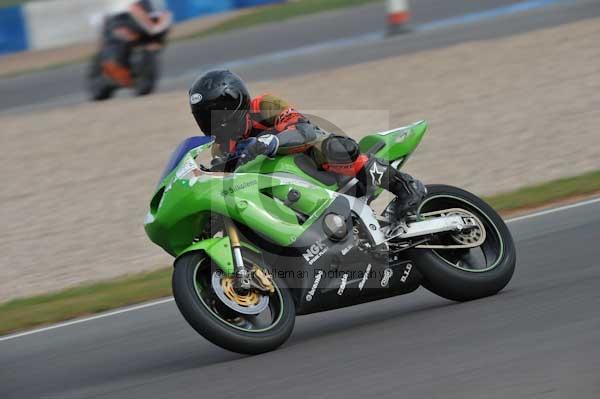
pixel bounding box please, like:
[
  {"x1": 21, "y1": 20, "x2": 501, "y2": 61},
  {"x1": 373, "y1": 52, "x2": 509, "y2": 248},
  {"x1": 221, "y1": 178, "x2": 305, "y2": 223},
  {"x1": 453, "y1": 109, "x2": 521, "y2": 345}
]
[{"x1": 1, "y1": 18, "x2": 599, "y2": 301}]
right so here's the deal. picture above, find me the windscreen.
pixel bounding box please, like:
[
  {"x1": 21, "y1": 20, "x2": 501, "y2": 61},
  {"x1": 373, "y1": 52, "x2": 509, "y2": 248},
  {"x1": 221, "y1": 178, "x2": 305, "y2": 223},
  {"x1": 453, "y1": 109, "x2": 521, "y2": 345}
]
[{"x1": 157, "y1": 136, "x2": 213, "y2": 185}]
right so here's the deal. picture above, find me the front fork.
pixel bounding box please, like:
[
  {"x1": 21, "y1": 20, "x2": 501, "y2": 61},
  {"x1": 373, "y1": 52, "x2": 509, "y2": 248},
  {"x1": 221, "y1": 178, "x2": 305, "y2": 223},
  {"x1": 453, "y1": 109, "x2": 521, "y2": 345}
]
[
  {"x1": 224, "y1": 219, "x2": 251, "y2": 290},
  {"x1": 224, "y1": 218, "x2": 275, "y2": 294}
]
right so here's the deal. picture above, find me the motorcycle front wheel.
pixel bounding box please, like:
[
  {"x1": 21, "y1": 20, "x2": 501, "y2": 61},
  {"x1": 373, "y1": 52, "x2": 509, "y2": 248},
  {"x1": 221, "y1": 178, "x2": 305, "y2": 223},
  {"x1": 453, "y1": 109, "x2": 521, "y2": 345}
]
[
  {"x1": 172, "y1": 250, "x2": 295, "y2": 354},
  {"x1": 133, "y1": 49, "x2": 159, "y2": 96}
]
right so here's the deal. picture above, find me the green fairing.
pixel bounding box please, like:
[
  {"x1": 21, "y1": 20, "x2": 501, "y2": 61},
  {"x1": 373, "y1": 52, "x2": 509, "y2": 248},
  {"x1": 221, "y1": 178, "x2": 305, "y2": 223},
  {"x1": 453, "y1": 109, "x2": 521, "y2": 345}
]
[
  {"x1": 175, "y1": 237, "x2": 261, "y2": 276},
  {"x1": 145, "y1": 141, "x2": 336, "y2": 259},
  {"x1": 236, "y1": 154, "x2": 338, "y2": 190},
  {"x1": 177, "y1": 237, "x2": 235, "y2": 275},
  {"x1": 359, "y1": 121, "x2": 428, "y2": 200},
  {"x1": 359, "y1": 120, "x2": 427, "y2": 163},
  {"x1": 145, "y1": 121, "x2": 428, "y2": 274}
]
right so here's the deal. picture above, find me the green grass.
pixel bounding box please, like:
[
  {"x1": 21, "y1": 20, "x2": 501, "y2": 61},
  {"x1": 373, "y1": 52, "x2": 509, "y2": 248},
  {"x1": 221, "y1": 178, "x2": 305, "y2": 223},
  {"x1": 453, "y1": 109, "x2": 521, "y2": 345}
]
[
  {"x1": 0, "y1": 268, "x2": 172, "y2": 336},
  {"x1": 0, "y1": 0, "x2": 40, "y2": 7},
  {"x1": 484, "y1": 169, "x2": 600, "y2": 212},
  {"x1": 183, "y1": 0, "x2": 382, "y2": 40},
  {"x1": 1, "y1": 169, "x2": 599, "y2": 337}
]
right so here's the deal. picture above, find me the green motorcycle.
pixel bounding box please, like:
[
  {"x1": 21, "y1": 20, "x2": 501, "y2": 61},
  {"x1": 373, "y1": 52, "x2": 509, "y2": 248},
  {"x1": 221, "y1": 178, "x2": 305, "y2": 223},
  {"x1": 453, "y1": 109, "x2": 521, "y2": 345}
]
[{"x1": 145, "y1": 120, "x2": 516, "y2": 354}]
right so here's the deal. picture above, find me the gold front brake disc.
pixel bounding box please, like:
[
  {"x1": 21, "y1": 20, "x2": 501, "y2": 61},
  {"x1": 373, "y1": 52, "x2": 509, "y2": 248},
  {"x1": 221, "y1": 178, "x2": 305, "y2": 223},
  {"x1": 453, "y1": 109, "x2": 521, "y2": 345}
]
[{"x1": 221, "y1": 276, "x2": 261, "y2": 307}]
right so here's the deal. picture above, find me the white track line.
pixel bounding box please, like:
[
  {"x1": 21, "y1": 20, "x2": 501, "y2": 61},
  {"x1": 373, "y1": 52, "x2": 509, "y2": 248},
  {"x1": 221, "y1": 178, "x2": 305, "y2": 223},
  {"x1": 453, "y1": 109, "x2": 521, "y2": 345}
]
[
  {"x1": 505, "y1": 196, "x2": 600, "y2": 223},
  {"x1": 0, "y1": 298, "x2": 174, "y2": 342},
  {"x1": 1, "y1": 195, "x2": 598, "y2": 343}
]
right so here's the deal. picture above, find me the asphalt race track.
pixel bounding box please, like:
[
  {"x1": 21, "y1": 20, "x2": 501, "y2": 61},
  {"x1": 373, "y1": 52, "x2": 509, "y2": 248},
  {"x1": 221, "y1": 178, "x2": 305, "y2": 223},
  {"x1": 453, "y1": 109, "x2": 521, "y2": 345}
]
[
  {"x1": 2, "y1": 0, "x2": 600, "y2": 113},
  {"x1": 2, "y1": 198, "x2": 600, "y2": 399}
]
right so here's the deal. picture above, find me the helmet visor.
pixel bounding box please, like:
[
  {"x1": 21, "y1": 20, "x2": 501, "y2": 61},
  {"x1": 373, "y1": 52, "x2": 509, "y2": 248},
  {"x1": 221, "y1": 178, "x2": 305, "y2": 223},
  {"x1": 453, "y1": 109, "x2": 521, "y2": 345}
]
[{"x1": 193, "y1": 109, "x2": 247, "y2": 145}]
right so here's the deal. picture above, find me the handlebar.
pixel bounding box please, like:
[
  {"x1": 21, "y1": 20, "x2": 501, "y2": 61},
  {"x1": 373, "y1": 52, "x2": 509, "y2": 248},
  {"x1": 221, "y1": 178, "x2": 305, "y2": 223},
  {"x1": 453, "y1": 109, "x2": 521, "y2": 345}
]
[{"x1": 205, "y1": 154, "x2": 242, "y2": 173}]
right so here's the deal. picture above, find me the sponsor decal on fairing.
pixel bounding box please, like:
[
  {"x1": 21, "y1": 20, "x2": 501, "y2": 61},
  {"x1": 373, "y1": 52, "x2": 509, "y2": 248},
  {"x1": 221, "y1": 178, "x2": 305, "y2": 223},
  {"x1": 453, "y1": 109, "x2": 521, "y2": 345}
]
[
  {"x1": 381, "y1": 267, "x2": 393, "y2": 287},
  {"x1": 303, "y1": 240, "x2": 328, "y2": 265},
  {"x1": 305, "y1": 270, "x2": 323, "y2": 302},
  {"x1": 358, "y1": 264, "x2": 371, "y2": 291},
  {"x1": 401, "y1": 263, "x2": 412, "y2": 283},
  {"x1": 337, "y1": 273, "x2": 348, "y2": 296}
]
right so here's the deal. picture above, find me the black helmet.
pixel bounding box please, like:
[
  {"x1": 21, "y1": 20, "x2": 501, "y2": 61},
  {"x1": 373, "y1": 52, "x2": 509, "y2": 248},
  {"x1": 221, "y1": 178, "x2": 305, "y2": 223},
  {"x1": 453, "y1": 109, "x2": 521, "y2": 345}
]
[{"x1": 189, "y1": 70, "x2": 251, "y2": 145}]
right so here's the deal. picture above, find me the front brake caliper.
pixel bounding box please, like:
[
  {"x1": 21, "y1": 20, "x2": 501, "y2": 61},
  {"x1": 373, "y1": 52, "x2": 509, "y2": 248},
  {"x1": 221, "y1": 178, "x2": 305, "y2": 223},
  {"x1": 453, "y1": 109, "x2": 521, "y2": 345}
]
[{"x1": 250, "y1": 266, "x2": 275, "y2": 294}]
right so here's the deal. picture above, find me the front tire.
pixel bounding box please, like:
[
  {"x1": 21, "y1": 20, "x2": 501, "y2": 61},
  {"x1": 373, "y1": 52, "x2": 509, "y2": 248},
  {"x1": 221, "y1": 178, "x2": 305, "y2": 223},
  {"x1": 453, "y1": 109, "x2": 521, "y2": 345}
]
[
  {"x1": 172, "y1": 250, "x2": 296, "y2": 354},
  {"x1": 133, "y1": 50, "x2": 159, "y2": 96},
  {"x1": 408, "y1": 184, "x2": 516, "y2": 302}
]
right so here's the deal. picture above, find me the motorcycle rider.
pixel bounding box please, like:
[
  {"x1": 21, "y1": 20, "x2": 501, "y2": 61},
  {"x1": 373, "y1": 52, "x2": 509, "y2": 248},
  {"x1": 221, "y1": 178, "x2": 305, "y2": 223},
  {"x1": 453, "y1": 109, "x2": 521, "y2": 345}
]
[
  {"x1": 188, "y1": 70, "x2": 426, "y2": 218},
  {"x1": 101, "y1": 0, "x2": 172, "y2": 87}
]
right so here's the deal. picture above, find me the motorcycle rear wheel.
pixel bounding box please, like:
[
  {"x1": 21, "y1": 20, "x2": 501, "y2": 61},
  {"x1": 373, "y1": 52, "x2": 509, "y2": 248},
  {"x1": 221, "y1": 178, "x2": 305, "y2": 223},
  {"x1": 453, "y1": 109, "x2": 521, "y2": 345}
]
[
  {"x1": 407, "y1": 184, "x2": 517, "y2": 302},
  {"x1": 173, "y1": 250, "x2": 295, "y2": 354}
]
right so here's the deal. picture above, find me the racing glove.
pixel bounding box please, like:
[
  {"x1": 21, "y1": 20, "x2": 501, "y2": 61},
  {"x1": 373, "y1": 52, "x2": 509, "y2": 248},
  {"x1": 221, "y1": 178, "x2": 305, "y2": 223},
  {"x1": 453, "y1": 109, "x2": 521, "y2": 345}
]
[{"x1": 236, "y1": 134, "x2": 279, "y2": 165}]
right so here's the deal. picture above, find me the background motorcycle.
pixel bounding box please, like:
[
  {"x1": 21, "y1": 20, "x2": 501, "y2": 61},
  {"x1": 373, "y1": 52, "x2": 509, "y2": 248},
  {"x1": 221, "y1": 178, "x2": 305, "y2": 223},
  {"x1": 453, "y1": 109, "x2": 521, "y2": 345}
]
[
  {"x1": 145, "y1": 121, "x2": 517, "y2": 354},
  {"x1": 88, "y1": 16, "x2": 169, "y2": 101}
]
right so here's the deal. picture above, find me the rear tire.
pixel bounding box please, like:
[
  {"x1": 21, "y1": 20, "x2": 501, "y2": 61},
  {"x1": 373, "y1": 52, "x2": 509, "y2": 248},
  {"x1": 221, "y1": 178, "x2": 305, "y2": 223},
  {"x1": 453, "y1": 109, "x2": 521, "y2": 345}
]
[
  {"x1": 408, "y1": 184, "x2": 516, "y2": 302},
  {"x1": 172, "y1": 250, "x2": 296, "y2": 354}
]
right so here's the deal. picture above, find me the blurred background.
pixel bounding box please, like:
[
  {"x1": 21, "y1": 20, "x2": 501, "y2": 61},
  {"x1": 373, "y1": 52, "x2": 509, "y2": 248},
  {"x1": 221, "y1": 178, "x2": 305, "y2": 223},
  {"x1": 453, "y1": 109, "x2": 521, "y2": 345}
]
[{"x1": 1, "y1": 0, "x2": 600, "y2": 398}]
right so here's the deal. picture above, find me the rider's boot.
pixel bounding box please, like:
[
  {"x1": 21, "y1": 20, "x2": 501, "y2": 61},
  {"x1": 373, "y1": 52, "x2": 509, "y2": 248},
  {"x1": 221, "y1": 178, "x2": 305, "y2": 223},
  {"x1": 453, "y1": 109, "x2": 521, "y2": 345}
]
[{"x1": 360, "y1": 157, "x2": 427, "y2": 220}]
